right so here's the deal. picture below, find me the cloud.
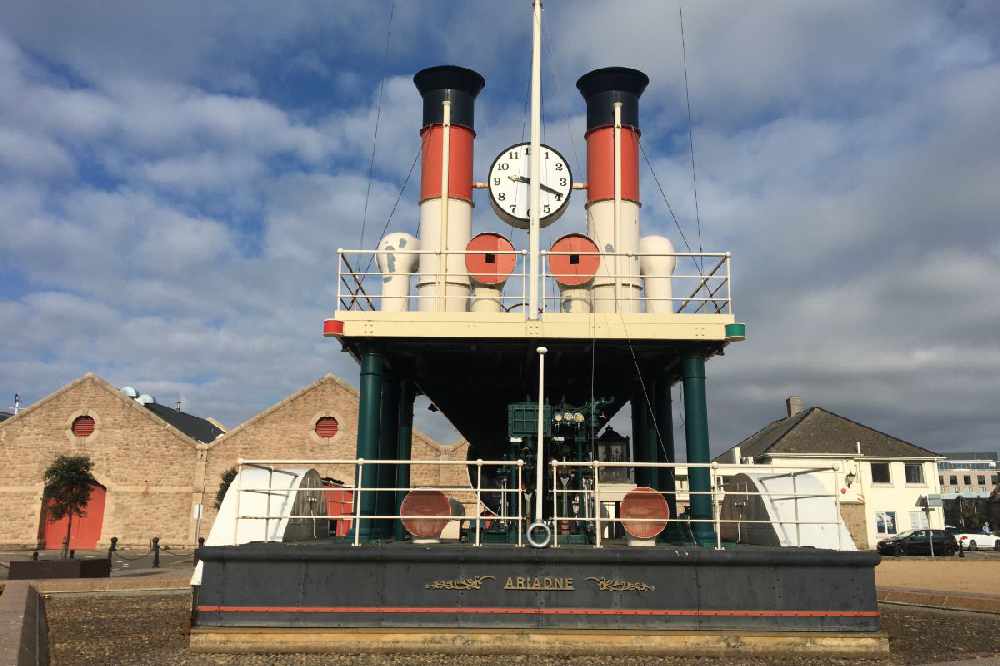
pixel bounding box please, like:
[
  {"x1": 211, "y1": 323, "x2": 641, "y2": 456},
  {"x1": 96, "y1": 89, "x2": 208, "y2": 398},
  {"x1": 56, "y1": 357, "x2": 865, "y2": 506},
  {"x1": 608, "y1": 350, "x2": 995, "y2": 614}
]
[{"x1": 0, "y1": 2, "x2": 998, "y2": 458}]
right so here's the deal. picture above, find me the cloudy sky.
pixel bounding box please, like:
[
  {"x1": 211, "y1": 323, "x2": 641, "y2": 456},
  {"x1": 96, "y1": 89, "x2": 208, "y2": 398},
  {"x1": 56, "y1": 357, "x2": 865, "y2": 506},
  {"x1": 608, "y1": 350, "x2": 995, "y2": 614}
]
[{"x1": 2, "y1": 1, "x2": 998, "y2": 455}]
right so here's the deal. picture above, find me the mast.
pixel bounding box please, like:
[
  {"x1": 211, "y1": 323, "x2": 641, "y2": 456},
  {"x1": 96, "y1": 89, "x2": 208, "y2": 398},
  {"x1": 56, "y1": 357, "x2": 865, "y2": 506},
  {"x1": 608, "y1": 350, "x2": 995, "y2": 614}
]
[{"x1": 528, "y1": 0, "x2": 542, "y2": 319}]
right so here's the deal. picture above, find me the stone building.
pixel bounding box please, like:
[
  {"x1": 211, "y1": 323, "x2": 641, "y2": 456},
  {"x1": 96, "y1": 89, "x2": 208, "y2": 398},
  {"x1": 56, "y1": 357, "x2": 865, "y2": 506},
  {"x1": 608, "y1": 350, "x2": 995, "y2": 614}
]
[{"x1": 0, "y1": 373, "x2": 469, "y2": 549}]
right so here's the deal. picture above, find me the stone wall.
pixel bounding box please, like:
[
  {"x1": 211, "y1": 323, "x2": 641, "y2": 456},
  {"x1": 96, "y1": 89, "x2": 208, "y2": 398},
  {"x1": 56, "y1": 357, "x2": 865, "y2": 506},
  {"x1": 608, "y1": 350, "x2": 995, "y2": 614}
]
[
  {"x1": 840, "y1": 502, "x2": 870, "y2": 550},
  {"x1": 0, "y1": 375, "x2": 200, "y2": 548}
]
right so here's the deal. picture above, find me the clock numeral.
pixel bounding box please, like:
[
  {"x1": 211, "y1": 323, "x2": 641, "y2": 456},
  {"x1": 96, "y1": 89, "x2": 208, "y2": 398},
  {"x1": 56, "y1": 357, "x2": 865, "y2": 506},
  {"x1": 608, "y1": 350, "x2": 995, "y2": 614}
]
[
  {"x1": 509, "y1": 205, "x2": 516, "y2": 215},
  {"x1": 498, "y1": 192, "x2": 506, "y2": 201},
  {"x1": 493, "y1": 177, "x2": 500, "y2": 186},
  {"x1": 499, "y1": 162, "x2": 510, "y2": 171},
  {"x1": 555, "y1": 162, "x2": 563, "y2": 171},
  {"x1": 543, "y1": 204, "x2": 551, "y2": 214},
  {"x1": 544, "y1": 151, "x2": 550, "y2": 159},
  {"x1": 555, "y1": 193, "x2": 563, "y2": 201},
  {"x1": 559, "y1": 177, "x2": 567, "y2": 186},
  {"x1": 508, "y1": 150, "x2": 519, "y2": 159}
]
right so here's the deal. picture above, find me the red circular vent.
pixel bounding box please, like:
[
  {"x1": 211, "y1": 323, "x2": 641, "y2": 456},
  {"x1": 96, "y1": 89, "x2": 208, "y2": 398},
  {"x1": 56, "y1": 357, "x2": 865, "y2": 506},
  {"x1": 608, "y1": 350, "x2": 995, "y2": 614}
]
[
  {"x1": 314, "y1": 417, "x2": 339, "y2": 439},
  {"x1": 547, "y1": 233, "x2": 600, "y2": 286},
  {"x1": 621, "y1": 486, "x2": 669, "y2": 540},
  {"x1": 71, "y1": 415, "x2": 96, "y2": 438},
  {"x1": 400, "y1": 490, "x2": 452, "y2": 539}
]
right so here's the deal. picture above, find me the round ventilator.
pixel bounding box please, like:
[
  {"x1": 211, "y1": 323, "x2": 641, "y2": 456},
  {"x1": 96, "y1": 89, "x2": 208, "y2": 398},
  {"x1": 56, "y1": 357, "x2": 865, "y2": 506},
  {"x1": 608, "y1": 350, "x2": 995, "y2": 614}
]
[
  {"x1": 621, "y1": 486, "x2": 669, "y2": 540},
  {"x1": 400, "y1": 490, "x2": 453, "y2": 540}
]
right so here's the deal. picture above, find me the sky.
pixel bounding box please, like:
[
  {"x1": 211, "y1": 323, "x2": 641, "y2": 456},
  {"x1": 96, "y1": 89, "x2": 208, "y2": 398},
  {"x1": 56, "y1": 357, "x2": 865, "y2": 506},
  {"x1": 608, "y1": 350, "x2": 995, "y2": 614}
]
[{"x1": 1, "y1": 1, "x2": 999, "y2": 455}]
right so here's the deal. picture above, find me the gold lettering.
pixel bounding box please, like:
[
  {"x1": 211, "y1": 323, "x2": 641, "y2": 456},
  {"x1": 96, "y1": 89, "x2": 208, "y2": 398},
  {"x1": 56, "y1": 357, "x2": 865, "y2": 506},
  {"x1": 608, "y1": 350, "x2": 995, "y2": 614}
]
[
  {"x1": 516, "y1": 577, "x2": 525, "y2": 589},
  {"x1": 543, "y1": 577, "x2": 553, "y2": 588},
  {"x1": 566, "y1": 577, "x2": 574, "y2": 590},
  {"x1": 504, "y1": 577, "x2": 514, "y2": 590}
]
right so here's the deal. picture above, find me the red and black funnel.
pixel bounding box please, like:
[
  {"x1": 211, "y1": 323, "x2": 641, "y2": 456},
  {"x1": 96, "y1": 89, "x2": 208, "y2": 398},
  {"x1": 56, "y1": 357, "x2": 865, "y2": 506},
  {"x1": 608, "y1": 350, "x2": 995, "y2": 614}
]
[
  {"x1": 413, "y1": 65, "x2": 486, "y2": 132},
  {"x1": 576, "y1": 67, "x2": 649, "y2": 134}
]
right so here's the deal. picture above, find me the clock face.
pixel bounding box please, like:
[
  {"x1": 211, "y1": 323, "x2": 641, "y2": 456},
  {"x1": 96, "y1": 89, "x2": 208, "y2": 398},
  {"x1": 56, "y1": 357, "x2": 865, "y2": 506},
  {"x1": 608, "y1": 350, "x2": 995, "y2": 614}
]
[{"x1": 488, "y1": 143, "x2": 572, "y2": 229}]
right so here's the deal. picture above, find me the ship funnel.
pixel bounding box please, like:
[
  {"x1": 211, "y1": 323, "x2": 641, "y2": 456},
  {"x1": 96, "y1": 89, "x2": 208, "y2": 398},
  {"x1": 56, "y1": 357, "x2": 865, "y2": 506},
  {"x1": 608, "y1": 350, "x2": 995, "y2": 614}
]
[
  {"x1": 376, "y1": 232, "x2": 420, "y2": 312},
  {"x1": 413, "y1": 66, "x2": 486, "y2": 313},
  {"x1": 577, "y1": 67, "x2": 649, "y2": 313},
  {"x1": 465, "y1": 232, "x2": 516, "y2": 313},
  {"x1": 547, "y1": 234, "x2": 600, "y2": 313}
]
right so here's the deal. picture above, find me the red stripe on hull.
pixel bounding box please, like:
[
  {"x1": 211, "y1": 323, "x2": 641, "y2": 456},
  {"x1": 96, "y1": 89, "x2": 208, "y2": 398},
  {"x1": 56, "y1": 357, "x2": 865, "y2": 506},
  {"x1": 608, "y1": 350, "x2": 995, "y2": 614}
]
[{"x1": 198, "y1": 605, "x2": 879, "y2": 618}]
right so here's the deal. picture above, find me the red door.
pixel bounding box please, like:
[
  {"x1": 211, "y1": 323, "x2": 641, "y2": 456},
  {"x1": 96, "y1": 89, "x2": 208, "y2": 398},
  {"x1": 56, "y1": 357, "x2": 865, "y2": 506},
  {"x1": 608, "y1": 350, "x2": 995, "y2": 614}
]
[
  {"x1": 41, "y1": 483, "x2": 107, "y2": 550},
  {"x1": 322, "y1": 481, "x2": 354, "y2": 537}
]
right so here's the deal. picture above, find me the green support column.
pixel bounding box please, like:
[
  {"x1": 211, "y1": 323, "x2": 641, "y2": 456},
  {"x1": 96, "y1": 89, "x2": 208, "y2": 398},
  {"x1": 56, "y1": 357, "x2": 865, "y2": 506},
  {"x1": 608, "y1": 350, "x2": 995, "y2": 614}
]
[
  {"x1": 682, "y1": 354, "x2": 716, "y2": 547},
  {"x1": 631, "y1": 386, "x2": 652, "y2": 488},
  {"x1": 354, "y1": 347, "x2": 384, "y2": 543},
  {"x1": 654, "y1": 368, "x2": 681, "y2": 542},
  {"x1": 376, "y1": 370, "x2": 401, "y2": 538},
  {"x1": 394, "y1": 380, "x2": 415, "y2": 541}
]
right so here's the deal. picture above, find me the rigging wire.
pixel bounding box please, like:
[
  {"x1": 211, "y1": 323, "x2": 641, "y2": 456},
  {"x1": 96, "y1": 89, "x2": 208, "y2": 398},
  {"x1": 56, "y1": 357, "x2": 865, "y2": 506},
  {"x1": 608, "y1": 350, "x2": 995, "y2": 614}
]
[
  {"x1": 639, "y1": 142, "x2": 698, "y2": 262},
  {"x1": 679, "y1": 5, "x2": 704, "y2": 270},
  {"x1": 357, "y1": 0, "x2": 396, "y2": 251},
  {"x1": 358, "y1": 144, "x2": 422, "y2": 280}
]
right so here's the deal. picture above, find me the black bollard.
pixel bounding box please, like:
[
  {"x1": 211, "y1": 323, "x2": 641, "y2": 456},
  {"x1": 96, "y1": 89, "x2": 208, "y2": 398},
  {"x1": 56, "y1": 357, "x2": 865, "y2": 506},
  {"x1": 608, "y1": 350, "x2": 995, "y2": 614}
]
[
  {"x1": 193, "y1": 536, "x2": 205, "y2": 565},
  {"x1": 152, "y1": 536, "x2": 160, "y2": 568},
  {"x1": 959, "y1": 541, "x2": 965, "y2": 558},
  {"x1": 32, "y1": 551, "x2": 39, "y2": 561},
  {"x1": 108, "y1": 536, "x2": 118, "y2": 562},
  {"x1": 69, "y1": 549, "x2": 75, "y2": 559}
]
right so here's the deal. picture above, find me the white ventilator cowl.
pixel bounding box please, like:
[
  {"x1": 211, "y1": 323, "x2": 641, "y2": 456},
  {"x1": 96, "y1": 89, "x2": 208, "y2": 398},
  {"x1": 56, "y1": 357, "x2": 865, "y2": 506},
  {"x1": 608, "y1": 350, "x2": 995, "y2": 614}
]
[
  {"x1": 376, "y1": 232, "x2": 420, "y2": 312},
  {"x1": 638, "y1": 235, "x2": 676, "y2": 314}
]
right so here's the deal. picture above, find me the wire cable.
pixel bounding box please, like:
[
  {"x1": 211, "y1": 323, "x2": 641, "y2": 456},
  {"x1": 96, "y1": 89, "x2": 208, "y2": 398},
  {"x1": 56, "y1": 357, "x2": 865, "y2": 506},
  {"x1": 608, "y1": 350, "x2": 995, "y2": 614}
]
[
  {"x1": 679, "y1": 5, "x2": 704, "y2": 270},
  {"x1": 358, "y1": 1, "x2": 396, "y2": 251}
]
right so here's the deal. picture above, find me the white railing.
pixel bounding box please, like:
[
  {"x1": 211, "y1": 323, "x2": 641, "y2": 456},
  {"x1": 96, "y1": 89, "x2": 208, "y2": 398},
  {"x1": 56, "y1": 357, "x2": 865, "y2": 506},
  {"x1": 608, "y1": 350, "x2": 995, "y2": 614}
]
[
  {"x1": 548, "y1": 461, "x2": 846, "y2": 551},
  {"x1": 227, "y1": 458, "x2": 848, "y2": 552},
  {"x1": 334, "y1": 249, "x2": 732, "y2": 315},
  {"x1": 336, "y1": 249, "x2": 528, "y2": 313},
  {"x1": 231, "y1": 458, "x2": 525, "y2": 547},
  {"x1": 541, "y1": 250, "x2": 732, "y2": 314}
]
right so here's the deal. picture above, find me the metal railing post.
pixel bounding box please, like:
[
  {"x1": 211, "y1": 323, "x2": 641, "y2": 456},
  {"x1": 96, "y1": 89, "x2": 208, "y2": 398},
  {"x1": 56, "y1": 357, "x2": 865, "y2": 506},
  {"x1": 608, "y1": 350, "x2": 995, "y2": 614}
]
[
  {"x1": 475, "y1": 460, "x2": 483, "y2": 547},
  {"x1": 712, "y1": 463, "x2": 722, "y2": 550},
  {"x1": 517, "y1": 462, "x2": 524, "y2": 547},
  {"x1": 232, "y1": 460, "x2": 242, "y2": 545},
  {"x1": 551, "y1": 460, "x2": 559, "y2": 547},
  {"x1": 353, "y1": 460, "x2": 364, "y2": 547},
  {"x1": 834, "y1": 465, "x2": 843, "y2": 551},
  {"x1": 593, "y1": 459, "x2": 602, "y2": 548}
]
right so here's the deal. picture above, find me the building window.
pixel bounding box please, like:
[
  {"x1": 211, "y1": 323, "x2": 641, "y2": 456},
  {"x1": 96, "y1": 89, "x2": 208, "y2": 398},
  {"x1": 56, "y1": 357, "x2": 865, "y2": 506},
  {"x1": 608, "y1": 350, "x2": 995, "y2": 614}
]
[
  {"x1": 904, "y1": 463, "x2": 924, "y2": 484},
  {"x1": 992, "y1": 475, "x2": 999, "y2": 485},
  {"x1": 870, "y1": 462, "x2": 891, "y2": 484},
  {"x1": 950, "y1": 476, "x2": 958, "y2": 485},
  {"x1": 314, "y1": 416, "x2": 340, "y2": 439},
  {"x1": 964, "y1": 475, "x2": 972, "y2": 486},
  {"x1": 71, "y1": 415, "x2": 96, "y2": 437},
  {"x1": 876, "y1": 511, "x2": 897, "y2": 535},
  {"x1": 978, "y1": 475, "x2": 986, "y2": 486}
]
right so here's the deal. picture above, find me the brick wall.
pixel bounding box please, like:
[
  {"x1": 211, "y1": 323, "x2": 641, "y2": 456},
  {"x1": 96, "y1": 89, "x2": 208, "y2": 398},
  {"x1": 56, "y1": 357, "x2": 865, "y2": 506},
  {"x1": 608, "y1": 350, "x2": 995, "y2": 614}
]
[
  {"x1": 200, "y1": 375, "x2": 473, "y2": 533},
  {"x1": 0, "y1": 375, "x2": 200, "y2": 548},
  {"x1": 840, "y1": 503, "x2": 870, "y2": 550}
]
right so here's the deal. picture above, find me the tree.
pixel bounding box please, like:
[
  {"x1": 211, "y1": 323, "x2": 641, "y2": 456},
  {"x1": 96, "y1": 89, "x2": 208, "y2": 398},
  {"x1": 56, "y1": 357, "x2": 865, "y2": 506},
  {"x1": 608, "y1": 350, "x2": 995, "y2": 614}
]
[
  {"x1": 215, "y1": 466, "x2": 238, "y2": 509},
  {"x1": 43, "y1": 455, "x2": 96, "y2": 558}
]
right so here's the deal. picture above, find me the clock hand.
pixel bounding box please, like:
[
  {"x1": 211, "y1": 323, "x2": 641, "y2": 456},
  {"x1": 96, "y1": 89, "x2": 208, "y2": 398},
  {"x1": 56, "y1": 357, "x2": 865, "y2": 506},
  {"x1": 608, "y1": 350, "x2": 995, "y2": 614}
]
[{"x1": 508, "y1": 174, "x2": 562, "y2": 197}]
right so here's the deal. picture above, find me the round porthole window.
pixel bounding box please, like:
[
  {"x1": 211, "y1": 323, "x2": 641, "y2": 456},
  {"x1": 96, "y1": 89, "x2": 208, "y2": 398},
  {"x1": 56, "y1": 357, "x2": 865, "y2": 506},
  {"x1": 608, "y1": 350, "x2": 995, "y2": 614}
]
[
  {"x1": 71, "y1": 415, "x2": 96, "y2": 438},
  {"x1": 314, "y1": 416, "x2": 339, "y2": 439}
]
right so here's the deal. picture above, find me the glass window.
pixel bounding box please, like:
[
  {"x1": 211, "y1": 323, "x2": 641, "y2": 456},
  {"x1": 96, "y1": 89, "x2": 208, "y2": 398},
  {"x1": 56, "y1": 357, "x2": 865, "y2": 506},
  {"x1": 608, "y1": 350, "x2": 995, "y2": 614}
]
[
  {"x1": 992, "y1": 475, "x2": 999, "y2": 485},
  {"x1": 978, "y1": 475, "x2": 986, "y2": 486},
  {"x1": 905, "y1": 463, "x2": 924, "y2": 484},
  {"x1": 871, "y1": 462, "x2": 891, "y2": 484},
  {"x1": 876, "y1": 511, "x2": 897, "y2": 535},
  {"x1": 950, "y1": 476, "x2": 958, "y2": 485},
  {"x1": 964, "y1": 475, "x2": 973, "y2": 485}
]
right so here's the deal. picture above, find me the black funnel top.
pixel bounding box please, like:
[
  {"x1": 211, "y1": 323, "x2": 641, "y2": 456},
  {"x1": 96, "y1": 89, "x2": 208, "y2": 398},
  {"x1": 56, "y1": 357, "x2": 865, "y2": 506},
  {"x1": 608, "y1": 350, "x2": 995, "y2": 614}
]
[
  {"x1": 414, "y1": 65, "x2": 486, "y2": 131},
  {"x1": 576, "y1": 67, "x2": 649, "y2": 133}
]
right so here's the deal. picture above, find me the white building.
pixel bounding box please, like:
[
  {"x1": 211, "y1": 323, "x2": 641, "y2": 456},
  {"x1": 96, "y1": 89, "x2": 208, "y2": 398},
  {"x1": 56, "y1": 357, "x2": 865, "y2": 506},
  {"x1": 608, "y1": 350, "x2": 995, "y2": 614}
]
[{"x1": 716, "y1": 397, "x2": 945, "y2": 550}]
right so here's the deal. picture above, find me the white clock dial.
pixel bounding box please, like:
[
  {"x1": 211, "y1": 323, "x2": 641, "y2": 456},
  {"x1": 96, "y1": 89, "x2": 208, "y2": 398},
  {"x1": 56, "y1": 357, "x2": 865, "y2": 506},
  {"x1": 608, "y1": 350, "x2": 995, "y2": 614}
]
[{"x1": 488, "y1": 143, "x2": 572, "y2": 229}]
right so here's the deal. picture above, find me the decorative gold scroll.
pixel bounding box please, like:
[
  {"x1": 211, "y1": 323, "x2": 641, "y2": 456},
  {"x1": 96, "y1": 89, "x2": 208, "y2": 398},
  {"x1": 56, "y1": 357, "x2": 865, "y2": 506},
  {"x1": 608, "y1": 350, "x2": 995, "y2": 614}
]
[
  {"x1": 424, "y1": 576, "x2": 495, "y2": 590},
  {"x1": 585, "y1": 576, "x2": 656, "y2": 593}
]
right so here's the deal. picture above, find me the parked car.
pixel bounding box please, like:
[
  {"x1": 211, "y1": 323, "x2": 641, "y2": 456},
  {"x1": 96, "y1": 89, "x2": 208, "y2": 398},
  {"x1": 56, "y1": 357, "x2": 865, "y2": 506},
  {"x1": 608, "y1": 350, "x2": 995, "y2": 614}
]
[
  {"x1": 876, "y1": 529, "x2": 958, "y2": 556},
  {"x1": 950, "y1": 531, "x2": 1000, "y2": 551}
]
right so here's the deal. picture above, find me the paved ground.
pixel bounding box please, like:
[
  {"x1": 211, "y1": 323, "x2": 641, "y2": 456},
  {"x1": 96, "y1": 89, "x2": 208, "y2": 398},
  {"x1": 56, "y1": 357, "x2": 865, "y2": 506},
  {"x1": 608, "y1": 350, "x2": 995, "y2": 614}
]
[
  {"x1": 0, "y1": 547, "x2": 195, "y2": 580},
  {"x1": 876, "y1": 556, "x2": 1000, "y2": 595},
  {"x1": 41, "y1": 590, "x2": 1000, "y2": 665}
]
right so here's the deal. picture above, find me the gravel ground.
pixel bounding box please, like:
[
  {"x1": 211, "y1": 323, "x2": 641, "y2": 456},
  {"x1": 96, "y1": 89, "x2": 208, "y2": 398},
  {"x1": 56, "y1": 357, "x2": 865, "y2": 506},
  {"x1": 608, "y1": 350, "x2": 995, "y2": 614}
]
[
  {"x1": 876, "y1": 557, "x2": 1000, "y2": 595},
  {"x1": 43, "y1": 591, "x2": 1000, "y2": 665}
]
